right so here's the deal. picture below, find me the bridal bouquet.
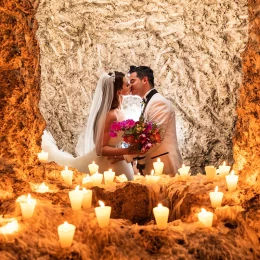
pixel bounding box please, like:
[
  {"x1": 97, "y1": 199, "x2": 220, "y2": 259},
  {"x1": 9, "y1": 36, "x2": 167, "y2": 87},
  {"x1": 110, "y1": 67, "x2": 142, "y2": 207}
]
[{"x1": 109, "y1": 118, "x2": 163, "y2": 153}]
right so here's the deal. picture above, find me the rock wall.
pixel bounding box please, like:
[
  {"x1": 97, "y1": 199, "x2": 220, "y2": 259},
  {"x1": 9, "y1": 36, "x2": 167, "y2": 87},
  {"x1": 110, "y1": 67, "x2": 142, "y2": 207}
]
[
  {"x1": 0, "y1": 0, "x2": 45, "y2": 171},
  {"x1": 36, "y1": 0, "x2": 248, "y2": 173},
  {"x1": 233, "y1": 0, "x2": 260, "y2": 186}
]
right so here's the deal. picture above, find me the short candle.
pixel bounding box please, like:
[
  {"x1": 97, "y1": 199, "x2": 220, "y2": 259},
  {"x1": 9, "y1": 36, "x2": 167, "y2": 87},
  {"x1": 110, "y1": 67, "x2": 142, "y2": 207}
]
[
  {"x1": 95, "y1": 200, "x2": 111, "y2": 228},
  {"x1": 104, "y1": 169, "x2": 115, "y2": 185},
  {"x1": 82, "y1": 188, "x2": 92, "y2": 209},
  {"x1": 58, "y1": 221, "x2": 76, "y2": 248},
  {"x1": 205, "y1": 166, "x2": 216, "y2": 180},
  {"x1": 153, "y1": 158, "x2": 164, "y2": 175},
  {"x1": 218, "y1": 161, "x2": 231, "y2": 179},
  {"x1": 153, "y1": 203, "x2": 169, "y2": 230},
  {"x1": 146, "y1": 170, "x2": 160, "y2": 184},
  {"x1": 198, "y1": 208, "x2": 213, "y2": 227},
  {"x1": 82, "y1": 174, "x2": 92, "y2": 185},
  {"x1": 225, "y1": 170, "x2": 238, "y2": 192},
  {"x1": 61, "y1": 166, "x2": 73, "y2": 186},
  {"x1": 178, "y1": 164, "x2": 190, "y2": 180},
  {"x1": 20, "y1": 193, "x2": 36, "y2": 219},
  {"x1": 88, "y1": 161, "x2": 99, "y2": 176},
  {"x1": 91, "y1": 172, "x2": 103, "y2": 186},
  {"x1": 69, "y1": 185, "x2": 84, "y2": 211},
  {"x1": 209, "y1": 186, "x2": 223, "y2": 208},
  {"x1": 37, "y1": 150, "x2": 48, "y2": 163}
]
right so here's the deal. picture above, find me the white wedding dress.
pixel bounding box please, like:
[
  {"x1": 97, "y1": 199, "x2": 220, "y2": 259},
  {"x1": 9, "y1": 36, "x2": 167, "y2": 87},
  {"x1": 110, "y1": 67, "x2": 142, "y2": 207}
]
[{"x1": 41, "y1": 130, "x2": 134, "y2": 181}]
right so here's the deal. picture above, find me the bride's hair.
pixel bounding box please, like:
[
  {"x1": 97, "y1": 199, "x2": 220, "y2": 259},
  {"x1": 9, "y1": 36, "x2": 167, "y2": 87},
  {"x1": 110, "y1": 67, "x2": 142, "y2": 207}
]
[{"x1": 109, "y1": 71, "x2": 125, "y2": 110}]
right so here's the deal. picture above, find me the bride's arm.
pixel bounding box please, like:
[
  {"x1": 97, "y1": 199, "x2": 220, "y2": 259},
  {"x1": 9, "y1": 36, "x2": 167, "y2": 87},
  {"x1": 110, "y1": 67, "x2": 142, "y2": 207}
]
[{"x1": 98, "y1": 111, "x2": 131, "y2": 156}]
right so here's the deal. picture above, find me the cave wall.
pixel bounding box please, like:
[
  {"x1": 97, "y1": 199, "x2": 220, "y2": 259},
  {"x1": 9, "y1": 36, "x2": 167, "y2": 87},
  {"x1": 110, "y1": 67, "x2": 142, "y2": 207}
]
[
  {"x1": 36, "y1": 0, "x2": 248, "y2": 173},
  {"x1": 233, "y1": 0, "x2": 260, "y2": 186},
  {"x1": 0, "y1": 0, "x2": 45, "y2": 171}
]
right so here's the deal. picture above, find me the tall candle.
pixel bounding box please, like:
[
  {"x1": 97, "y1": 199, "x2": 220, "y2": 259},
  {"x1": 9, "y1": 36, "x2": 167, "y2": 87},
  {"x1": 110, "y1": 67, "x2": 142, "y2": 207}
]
[
  {"x1": 20, "y1": 194, "x2": 36, "y2": 219},
  {"x1": 61, "y1": 166, "x2": 73, "y2": 185},
  {"x1": 225, "y1": 170, "x2": 238, "y2": 192},
  {"x1": 209, "y1": 186, "x2": 223, "y2": 208},
  {"x1": 153, "y1": 203, "x2": 169, "y2": 230},
  {"x1": 104, "y1": 169, "x2": 115, "y2": 185},
  {"x1": 153, "y1": 158, "x2": 164, "y2": 175},
  {"x1": 218, "y1": 161, "x2": 231, "y2": 179},
  {"x1": 58, "y1": 221, "x2": 76, "y2": 248},
  {"x1": 69, "y1": 185, "x2": 84, "y2": 211},
  {"x1": 198, "y1": 208, "x2": 213, "y2": 227},
  {"x1": 88, "y1": 161, "x2": 99, "y2": 176},
  {"x1": 95, "y1": 200, "x2": 111, "y2": 228},
  {"x1": 37, "y1": 150, "x2": 48, "y2": 163},
  {"x1": 82, "y1": 188, "x2": 92, "y2": 209},
  {"x1": 205, "y1": 166, "x2": 216, "y2": 180},
  {"x1": 146, "y1": 170, "x2": 160, "y2": 184},
  {"x1": 91, "y1": 172, "x2": 103, "y2": 186}
]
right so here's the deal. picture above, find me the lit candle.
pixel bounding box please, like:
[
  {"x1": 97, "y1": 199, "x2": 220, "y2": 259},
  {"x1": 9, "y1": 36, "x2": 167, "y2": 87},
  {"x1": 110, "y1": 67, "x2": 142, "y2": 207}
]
[
  {"x1": 82, "y1": 174, "x2": 92, "y2": 185},
  {"x1": 153, "y1": 158, "x2": 164, "y2": 175},
  {"x1": 205, "y1": 166, "x2": 216, "y2": 180},
  {"x1": 225, "y1": 170, "x2": 238, "y2": 192},
  {"x1": 91, "y1": 172, "x2": 103, "y2": 186},
  {"x1": 37, "y1": 182, "x2": 49, "y2": 193},
  {"x1": 82, "y1": 188, "x2": 92, "y2": 209},
  {"x1": 209, "y1": 186, "x2": 223, "y2": 208},
  {"x1": 88, "y1": 161, "x2": 99, "y2": 176},
  {"x1": 218, "y1": 161, "x2": 231, "y2": 179},
  {"x1": 178, "y1": 164, "x2": 190, "y2": 180},
  {"x1": 198, "y1": 208, "x2": 213, "y2": 227},
  {"x1": 69, "y1": 185, "x2": 84, "y2": 211},
  {"x1": 61, "y1": 166, "x2": 73, "y2": 186},
  {"x1": 146, "y1": 170, "x2": 160, "y2": 184},
  {"x1": 37, "y1": 150, "x2": 48, "y2": 163},
  {"x1": 57, "y1": 221, "x2": 76, "y2": 248},
  {"x1": 134, "y1": 172, "x2": 142, "y2": 181},
  {"x1": 95, "y1": 200, "x2": 111, "y2": 228},
  {"x1": 20, "y1": 194, "x2": 36, "y2": 219},
  {"x1": 0, "y1": 220, "x2": 19, "y2": 234},
  {"x1": 153, "y1": 203, "x2": 169, "y2": 230},
  {"x1": 104, "y1": 169, "x2": 115, "y2": 185}
]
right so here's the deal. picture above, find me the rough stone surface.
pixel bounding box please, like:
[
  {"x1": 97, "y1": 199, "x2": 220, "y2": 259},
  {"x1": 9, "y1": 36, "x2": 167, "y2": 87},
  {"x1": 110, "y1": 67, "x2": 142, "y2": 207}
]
[
  {"x1": 0, "y1": 0, "x2": 46, "y2": 171},
  {"x1": 36, "y1": 0, "x2": 248, "y2": 173}
]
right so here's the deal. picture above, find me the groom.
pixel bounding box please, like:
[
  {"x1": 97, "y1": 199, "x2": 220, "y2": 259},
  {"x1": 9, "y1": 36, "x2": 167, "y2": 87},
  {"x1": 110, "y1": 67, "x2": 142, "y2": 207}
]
[{"x1": 124, "y1": 65, "x2": 182, "y2": 176}]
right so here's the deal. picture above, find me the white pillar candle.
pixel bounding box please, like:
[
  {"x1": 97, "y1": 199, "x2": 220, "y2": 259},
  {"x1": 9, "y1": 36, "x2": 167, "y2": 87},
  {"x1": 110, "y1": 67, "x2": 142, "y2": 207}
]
[
  {"x1": 104, "y1": 169, "x2": 115, "y2": 185},
  {"x1": 198, "y1": 208, "x2": 213, "y2": 227},
  {"x1": 178, "y1": 164, "x2": 190, "y2": 180},
  {"x1": 91, "y1": 172, "x2": 103, "y2": 186},
  {"x1": 58, "y1": 221, "x2": 76, "y2": 248},
  {"x1": 225, "y1": 170, "x2": 238, "y2": 192},
  {"x1": 153, "y1": 203, "x2": 169, "y2": 230},
  {"x1": 153, "y1": 158, "x2": 164, "y2": 175},
  {"x1": 61, "y1": 166, "x2": 73, "y2": 186},
  {"x1": 20, "y1": 194, "x2": 36, "y2": 219},
  {"x1": 146, "y1": 170, "x2": 160, "y2": 184},
  {"x1": 95, "y1": 200, "x2": 111, "y2": 228},
  {"x1": 37, "y1": 150, "x2": 48, "y2": 163},
  {"x1": 69, "y1": 185, "x2": 84, "y2": 211},
  {"x1": 82, "y1": 188, "x2": 92, "y2": 209},
  {"x1": 218, "y1": 161, "x2": 231, "y2": 179},
  {"x1": 205, "y1": 166, "x2": 216, "y2": 180},
  {"x1": 88, "y1": 161, "x2": 99, "y2": 176},
  {"x1": 209, "y1": 186, "x2": 223, "y2": 208}
]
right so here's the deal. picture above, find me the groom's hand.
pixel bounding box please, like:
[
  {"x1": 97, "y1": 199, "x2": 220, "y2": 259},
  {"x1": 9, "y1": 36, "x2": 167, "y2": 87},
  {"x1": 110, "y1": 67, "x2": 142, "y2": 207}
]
[{"x1": 108, "y1": 155, "x2": 124, "y2": 164}]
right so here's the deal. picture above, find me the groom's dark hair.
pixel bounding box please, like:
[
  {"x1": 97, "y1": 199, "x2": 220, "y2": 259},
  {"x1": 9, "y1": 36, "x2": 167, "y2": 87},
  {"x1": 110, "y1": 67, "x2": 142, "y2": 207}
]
[{"x1": 129, "y1": 66, "x2": 154, "y2": 88}]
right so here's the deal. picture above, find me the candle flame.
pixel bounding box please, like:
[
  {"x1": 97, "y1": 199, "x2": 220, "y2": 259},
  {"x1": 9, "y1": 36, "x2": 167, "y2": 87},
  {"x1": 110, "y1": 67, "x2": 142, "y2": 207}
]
[
  {"x1": 215, "y1": 186, "x2": 218, "y2": 192},
  {"x1": 92, "y1": 161, "x2": 95, "y2": 164},
  {"x1": 65, "y1": 166, "x2": 68, "y2": 170},
  {"x1": 201, "y1": 208, "x2": 206, "y2": 213},
  {"x1": 157, "y1": 158, "x2": 161, "y2": 162},
  {"x1": 223, "y1": 161, "x2": 226, "y2": 166},
  {"x1": 230, "y1": 170, "x2": 235, "y2": 176},
  {"x1": 137, "y1": 172, "x2": 140, "y2": 176},
  {"x1": 64, "y1": 221, "x2": 68, "y2": 226},
  {"x1": 27, "y1": 193, "x2": 32, "y2": 203},
  {"x1": 151, "y1": 170, "x2": 155, "y2": 176},
  {"x1": 75, "y1": 185, "x2": 80, "y2": 191},
  {"x1": 109, "y1": 169, "x2": 112, "y2": 172},
  {"x1": 99, "y1": 200, "x2": 105, "y2": 207},
  {"x1": 182, "y1": 164, "x2": 185, "y2": 168},
  {"x1": 158, "y1": 203, "x2": 163, "y2": 207},
  {"x1": 0, "y1": 220, "x2": 19, "y2": 234}
]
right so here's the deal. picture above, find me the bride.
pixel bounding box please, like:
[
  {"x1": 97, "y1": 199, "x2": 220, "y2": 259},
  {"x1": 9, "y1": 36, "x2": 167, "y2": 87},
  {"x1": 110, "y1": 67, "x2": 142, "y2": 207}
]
[{"x1": 42, "y1": 71, "x2": 135, "y2": 180}]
